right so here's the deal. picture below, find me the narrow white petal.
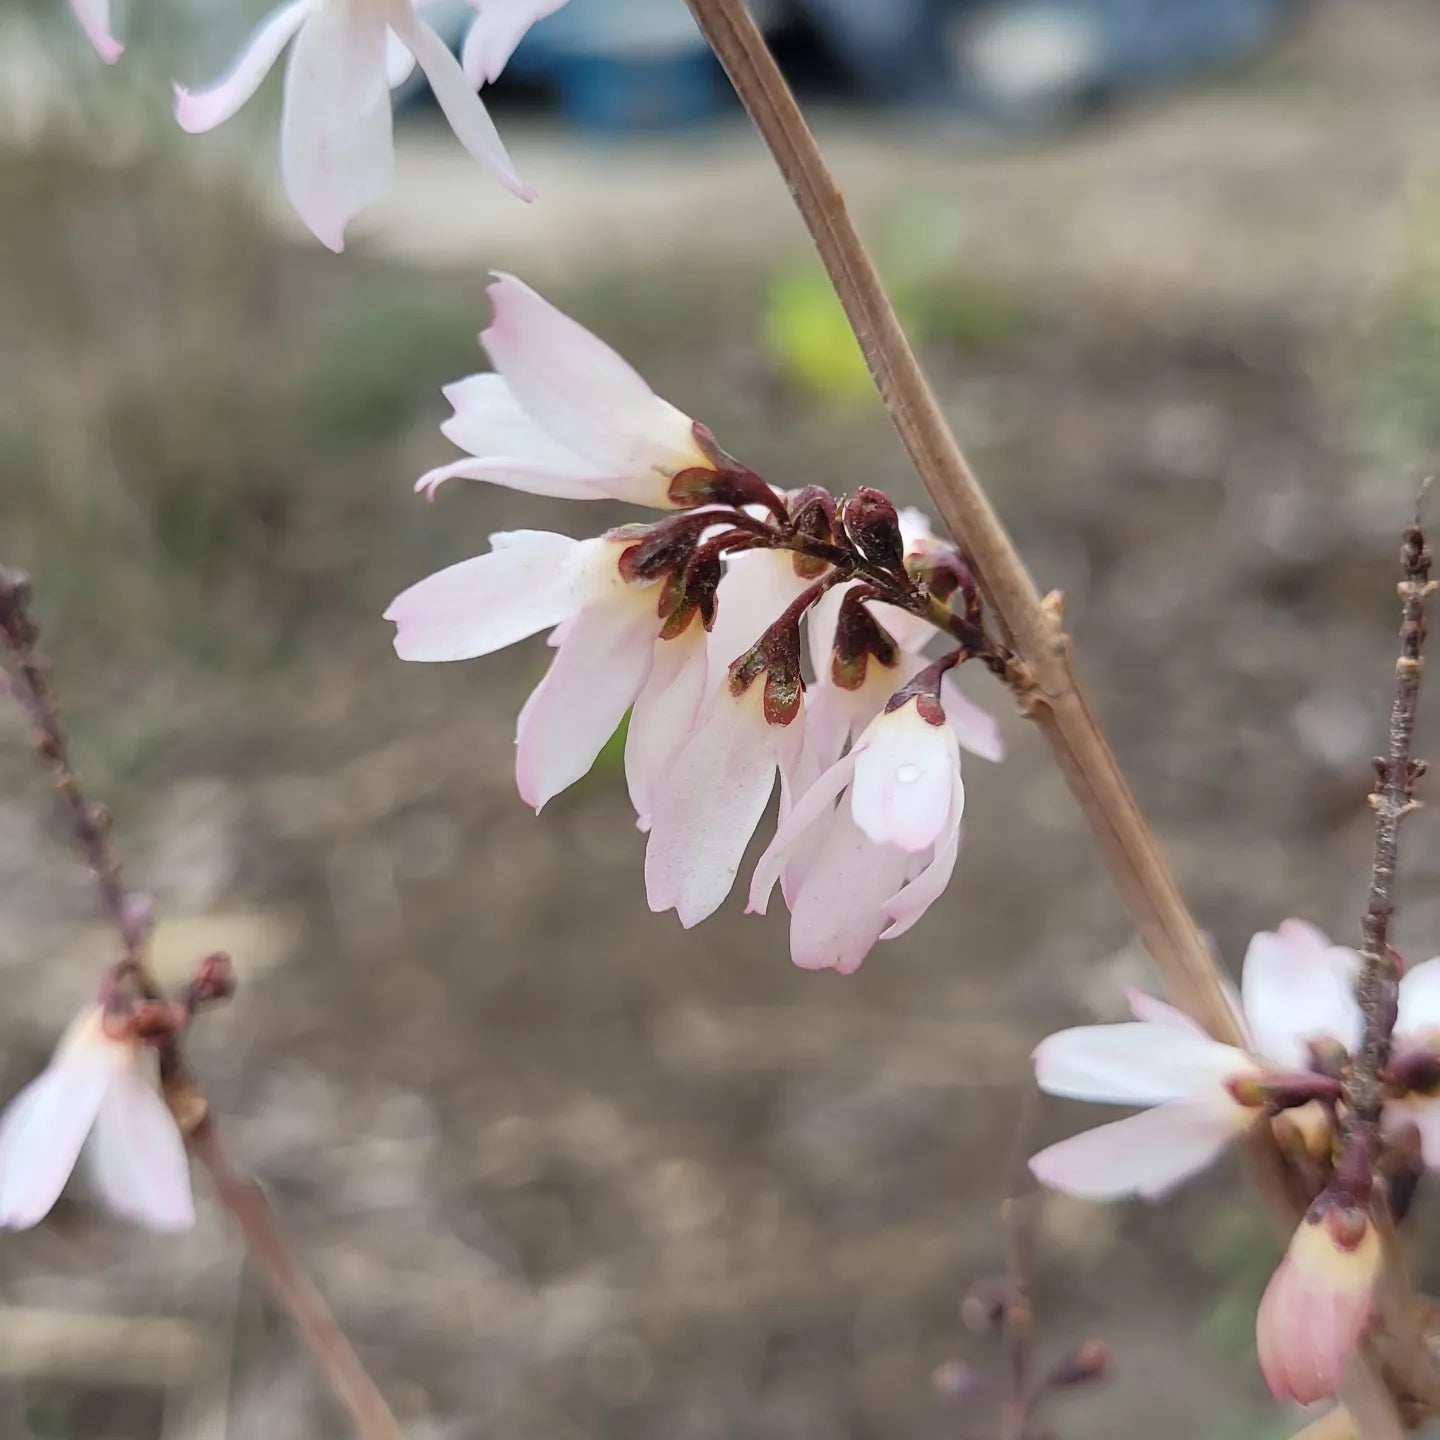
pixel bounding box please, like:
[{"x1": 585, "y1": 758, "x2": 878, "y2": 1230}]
[
  {"x1": 516, "y1": 597, "x2": 657, "y2": 811},
  {"x1": 1241, "y1": 922, "x2": 1361, "y2": 1070},
  {"x1": 626, "y1": 621, "x2": 708, "y2": 828},
  {"x1": 385, "y1": 27, "x2": 418, "y2": 88},
  {"x1": 88, "y1": 1072, "x2": 194, "y2": 1232},
  {"x1": 387, "y1": 8, "x2": 534, "y2": 200},
  {"x1": 1398, "y1": 957, "x2": 1440, "y2": 1042},
  {"x1": 0, "y1": 1058, "x2": 113, "y2": 1228},
  {"x1": 385, "y1": 530, "x2": 581, "y2": 662},
  {"x1": 1030, "y1": 1101, "x2": 1242, "y2": 1200},
  {"x1": 70, "y1": 0, "x2": 124, "y2": 62},
  {"x1": 281, "y1": 5, "x2": 394, "y2": 252},
  {"x1": 941, "y1": 675, "x2": 1005, "y2": 762},
  {"x1": 1034, "y1": 1023, "x2": 1246, "y2": 1105},
  {"x1": 481, "y1": 273, "x2": 703, "y2": 490},
  {"x1": 747, "y1": 750, "x2": 858, "y2": 916},
  {"x1": 879, "y1": 800, "x2": 963, "y2": 940},
  {"x1": 467, "y1": 0, "x2": 569, "y2": 83},
  {"x1": 174, "y1": 0, "x2": 313, "y2": 131},
  {"x1": 849, "y1": 702, "x2": 961, "y2": 853}
]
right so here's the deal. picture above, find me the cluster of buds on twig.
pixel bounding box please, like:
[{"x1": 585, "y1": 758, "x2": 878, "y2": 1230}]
[{"x1": 386, "y1": 275, "x2": 1006, "y2": 972}]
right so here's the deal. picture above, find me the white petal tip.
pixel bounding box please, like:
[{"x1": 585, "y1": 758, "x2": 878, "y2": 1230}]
[{"x1": 99, "y1": 39, "x2": 124, "y2": 64}]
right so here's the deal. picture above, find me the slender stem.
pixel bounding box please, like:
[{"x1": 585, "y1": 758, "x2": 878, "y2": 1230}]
[
  {"x1": 681, "y1": 1, "x2": 1431, "y2": 1427},
  {"x1": 0, "y1": 569, "x2": 405, "y2": 1440},
  {"x1": 1345, "y1": 524, "x2": 1431, "y2": 1135}
]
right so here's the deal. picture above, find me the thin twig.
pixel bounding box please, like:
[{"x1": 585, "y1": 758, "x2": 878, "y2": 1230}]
[
  {"x1": 0, "y1": 568, "x2": 405, "y2": 1440},
  {"x1": 681, "y1": 2, "x2": 1433, "y2": 1428},
  {"x1": 998, "y1": 1091, "x2": 1039, "y2": 1440}
]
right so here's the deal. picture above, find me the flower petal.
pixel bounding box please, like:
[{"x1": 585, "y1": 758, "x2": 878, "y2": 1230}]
[
  {"x1": 1398, "y1": 957, "x2": 1440, "y2": 1042},
  {"x1": 174, "y1": 0, "x2": 312, "y2": 132},
  {"x1": 1126, "y1": 988, "x2": 1207, "y2": 1035},
  {"x1": 69, "y1": 0, "x2": 124, "y2": 63},
  {"x1": 879, "y1": 800, "x2": 962, "y2": 941},
  {"x1": 87, "y1": 1072, "x2": 194, "y2": 1232},
  {"x1": 941, "y1": 675, "x2": 1004, "y2": 762},
  {"x1": 481, "y1": 273, "x2": 704, "y2": 494},
  {"x1": 386, "y1": 27, "x2": 417, "y2": 88},
  {"x1": 646, "y1": 686, "x2": 784, "y2": 927},
  {"x1": 1033, "y1": 1022, "x2": 1246, "y2": 1105},
  {"x1": 849, "y1": 700, "x2": 961, "y2": 853},
  {"x1": 516, "y1": 596, "x2": 656, "y2": 811},
  {"x1": 385, "y1": 530, "x2": 582, "y2": 662},
  {"x1": 1029, "y1": 1101, "x2": 1242, "y2": 1200},
  {"x1": 626, "y1": 620, "x2": 708, "y2": 830},
  {"x1": 706, "y1": 549, "x2": 816, "y2": 693},
  {"x1": 747, "y1": 749, "x2": 858, "y2": 916},
  {"x1": 386, "y1": 8, "x2": 534, "y2": 200},
  {"x1": 0, "y1": 1057, "x2": 112, "y2": 1229},
  {"x1": 786, "y1": 803, "x2": 914, "y2": 974},
  {"x1": 465, "y1": 0, "x2": 569, "y2": 84},
  {"x1": 1241, "y1": 921, "x2": 1361, "y2": 1070}
]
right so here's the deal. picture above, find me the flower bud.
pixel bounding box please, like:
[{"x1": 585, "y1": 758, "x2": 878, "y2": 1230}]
[
  {"x1": 1044, "y1": 1339, "x2": 1111, "y2": 1390},
  {"x1": 1256, "y1": 1205, "x2": 1379, "y2": 1405},
  {"x1": 840, "y1": 488, "x2": 906, "y2": 575}
]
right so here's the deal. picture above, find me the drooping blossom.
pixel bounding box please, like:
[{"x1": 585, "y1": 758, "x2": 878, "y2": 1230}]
[
  {"x1": 174, "y1": 1, "x2": 533, "y2": 253},
  {"x1": 386, "y1": 528, "x2": 669, "y2": 811},
  {"x1": 1029, "y1": 920, "x2": 1360, "y2": 1200},
  {"x1": 0, "y1": 1008, "x2": 194, "y2": 1231},
  {"x1": 1378, "y1": 953, "x2": 1440, "y2": 1164},
  {"x1": 1256, "y1": 1206, "x2": 1379, "y2": 1404},
  {"x1": 460, "y1": 0, "x2": 572, "y2": 86},
  {"x1": 68, "y1": 0, "x2": 123, "y2": 63},
  {"x1": 416, "y1": 273, "x2": 726, "y2": 510}
]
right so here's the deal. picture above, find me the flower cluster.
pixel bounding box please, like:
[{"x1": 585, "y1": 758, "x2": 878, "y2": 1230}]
[
  {"x1": 1029, "y1": 919, "x2": 1440, "y2": 1403},
  {"x1": 386, "y1": 274, "x2": 1004, "y2": 973},
  {"x1": 70, "y1": 0, "x2": 568, "y2": 251}
]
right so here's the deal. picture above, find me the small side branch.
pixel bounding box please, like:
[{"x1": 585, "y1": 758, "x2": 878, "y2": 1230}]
[{"x1": 0, "y1": 569, "x2": 404, "y2": 1440}]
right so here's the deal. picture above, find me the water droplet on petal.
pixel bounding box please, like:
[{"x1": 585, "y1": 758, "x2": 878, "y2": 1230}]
[{"x1": 896, "y1": 763, "x2": 921, "y2": 784}]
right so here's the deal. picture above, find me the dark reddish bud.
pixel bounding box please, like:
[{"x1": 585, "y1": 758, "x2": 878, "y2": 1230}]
[
  {"x1": 1385, "y1": 1046, "x2": 1440, "y2": 1097},
  {"x1": 130, "y1": 1000, "x2": 188, "y2": 1042},
  {"x1": 830, "y1": 586, "x2": 898, "y2": 690},
  {"x1": 884, "y1": 650, "x2": 962, "y2": 726},
  {"x1": 614, "y1": 512, "x2": 725, "y2": 586},
  {"x1": 961, "y1": 1275, "x2": 1019, "y2": 1332},
  {"x1": 1307, "y1": 1036, "x2": 1350, "y2": 1080},
  {"x1": 1044, "y1": 1339, "x2": 1111, "y2": 1390},
  {"x1": 729, "y1": 617, "x2": 804, "y2": 726},
  {"x1": 185, "y1": 952, "x2": 237, "y2": 1010},
  {"x1": 670, "y1": 424, "x2": 787, "y2": 520},
  {"x1": 840, "y1": 487, "x2": 906, "y2": 575},
  {"x1": 786, "y1": 486, "x2": 838, "y2": 578}
]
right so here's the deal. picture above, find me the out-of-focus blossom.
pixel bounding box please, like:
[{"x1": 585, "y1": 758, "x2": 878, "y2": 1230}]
[
  {"x1": 385, "y1": 528, "x2": 673, "y2": 811},
  {"x1": 1029, "y1": 921, "x2": 1360, "y2": 1200},
  {"x1": 461, "y1": 0, "x2": 571, "y2": 86},
  {"x1": 69, "y1": 0, "x2": 123, "y2": 63},
  {"x1": 417, "y1": 274, "x2": 720, "y2": 509},
  {"x1": 1257, "y1": 1206, "x2": 1379, "y2": 1404},
  {"x1": 1380, "y1": 954, "x2": 1440, "y2": 1164},
  {"x1": 174, "y1": 0, "x2": 532, "y2": 252},
  {"x1": 0, "y1": 1009, "x2": 193, "y2": 1231}
]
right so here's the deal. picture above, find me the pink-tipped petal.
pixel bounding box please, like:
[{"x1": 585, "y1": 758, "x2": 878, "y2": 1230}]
[
  {"x1": 0, "y1": 1054, "x2": 114, "y2": 1229},
  {"x1": 174, "y1": 0, "x2": 312, "y2": 132},
  {"x1": 1029, "y1": 1101, "x2": 1241, "y2": 1200},
  {"x1": 941, "y1": 676, "x2": 1005, "y2": 762},
  {"x1": 385, "y1": 530, "x2": 580, "y2": 662},
  {"x1": 626, "y1": 620, "x2": 708, "y2": 829},
  {"x1": 785, "y1": 804, "x2": 913, "y2": 974},
  {"x1": 466, "y1": 0, "x2": 569, "y2": 84},
  {"x1": 1126, "y1": 988, "x2": 1207, "y2": 1034},
  {"x1": 1397, "y1": 956, "x2": 1440, "y2": 1043},
  {"x1": 645, "y1": 687, "x2": 785, "y2": 927},
  {"x1": 748, "y1": 750, "x2": 859, "y2": 916},
  {"x1": 280, "y1": 3, "x2": 394, "y2": 252},
  {"x1": 69, "y1": 0, "x2": 124, "y2": 62},
  {"x1": 1257, "y1": 1214, "x2": 1378, "y2": 1405},
  {"x1": 387, "y1": 8, "x2": 533, "y2": 200},
  {"x1": 849, "y1": 701, "x2": 961, "y2": 853},
  {"x1": 879, "y1": 803, "x2": 962, "y2": 941},
  {"x1": 1241, "y1": 921, "x2": 1362, "y2": 1070},
  {"x1": 516, "y1": 598, "x2": 656, "y2": 811},
  {"x1": 88, "y1": 1072, "x2": 194, "y2": 1232},
  {"x1": 481, "y1": 274, "x2": 703, "y2": 492},
  {"x1": 1033, "y1": 1023, "x2": 1246, "y2": 1106}
]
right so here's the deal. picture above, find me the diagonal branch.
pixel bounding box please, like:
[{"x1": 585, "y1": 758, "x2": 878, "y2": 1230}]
[
  {"x1": 681, "y1": 1, "x2": 1435, "y2": 1429},
  {"x1": 0, "y1": 568, "x2": 405, "y2": 1440}
]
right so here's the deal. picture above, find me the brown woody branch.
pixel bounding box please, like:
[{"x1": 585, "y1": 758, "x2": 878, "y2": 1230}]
[
  {"x1": 681, "y1": 1, "x2": 1435, "y2": 1430},
  {"x1": 0, "y1": 568, "x2": 404, "y2": 1440}
]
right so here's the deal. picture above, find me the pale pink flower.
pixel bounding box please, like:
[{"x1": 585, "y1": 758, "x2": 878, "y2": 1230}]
[
  {"x1": 0, "y1": 1009, "x2": 194, "y2": 1231},
  {"x1": 417, "y1": 274, "x2": 718, "y2": 509},
  {"x1": 460, "y1": 0, "x2": 571, "y2": 86},
  {"x1": 1377, "y1": 954, "x2": 1440, "y2": 1163},
  {"x1": 1257, "y1": 1207, "x2": 1379, "y2": 1404},
  {"x1": 1029, "y1": 920, "x2": 1361, "y2": 1200},
  {"x1": 68, "y1": 0, "x2": 123, "y2": 63},
  {"x1": 386, "y1": 528, "x2": 672, "y2": 810},
  {"x1": 174, "y1": 0, "x2": 532, "y2": 253},
  {"x1": 747, "y1": 682, "x2": 990, "y2": 973}
]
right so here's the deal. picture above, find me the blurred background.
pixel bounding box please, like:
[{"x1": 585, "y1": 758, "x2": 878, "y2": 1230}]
[{"x1": 3, "y1": 0, "x2": 1440, "y2": 1436}]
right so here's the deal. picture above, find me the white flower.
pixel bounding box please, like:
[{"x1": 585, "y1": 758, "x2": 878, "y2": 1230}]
[{"x1": 0, "y1": 1009, "x2": 194, "y2": 1231}]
